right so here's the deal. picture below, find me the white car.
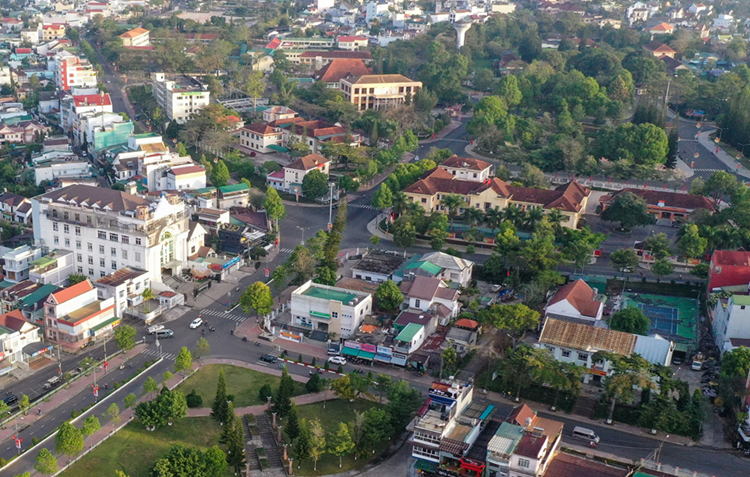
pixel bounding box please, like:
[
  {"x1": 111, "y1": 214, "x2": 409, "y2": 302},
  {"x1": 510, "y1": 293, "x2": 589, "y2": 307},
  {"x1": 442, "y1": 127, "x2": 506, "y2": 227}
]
[
  {"x1": 148, "y1": 324, "x2": 164, "y2": 334},
  {"x1": 328, "y1": 356, "x2": 347, "y2": 366},
  {"x1": 189, "y1": 318, "x2": 203, "y2": 329}
]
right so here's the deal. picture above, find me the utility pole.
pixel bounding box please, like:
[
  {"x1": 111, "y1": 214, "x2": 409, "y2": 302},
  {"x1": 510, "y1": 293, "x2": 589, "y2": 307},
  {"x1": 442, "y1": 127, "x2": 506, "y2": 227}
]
[{"x1": 327, "y1": 182, "x2": 335, "y2": 231}]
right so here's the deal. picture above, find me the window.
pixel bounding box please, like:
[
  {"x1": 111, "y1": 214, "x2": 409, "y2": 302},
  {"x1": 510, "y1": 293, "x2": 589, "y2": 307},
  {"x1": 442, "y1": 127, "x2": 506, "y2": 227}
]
[
  {"x1": 63, "y1": 224, "x2": 69, "y2": 234},
  {"x1": 100, "y1": 271, "x2": 106, "y2": 277},
  {"x1": 63, "y1": 211, "x2": 68, "y2": 220},
  {"x1": 562, "y1": 349, "x2": 571, "y2": 358},
  {"x1": 136, "y1": 238, "x2": 141, "y2": 245},
  {"x1": 88, "y1": 268, "x2": 94, "y2": 276},
  {"x1": 98, "y1": 231, "x2": 106, "y2": 239},
  {"x1": 88, "y1": 243, "x2": 93, "y2": 252},
  {"x1": 110, "y1": 233, "x2": 118, "y2": 242},
  {"x1": 135, "y1": 252, "x2": 141, "y2": 262},
  {"x1": 122, "y1": 250, "x2": 128, "y2": 260},
  {"x1": 518, "y1": 458, "x2": 530, "y2": 469},
  {"x1": 100, "y1": 258, "x2": 105, "y2": 267},
  {"x1": 64, "y1": 238, "x2": 70, "y2": 247},
  {"x1": 88, "y1": 257, "x2": 93, "y2": 265},
  {"x1": 77, "y1": 254, "x2": 82, "y2": 262},
  {"x1": 111, "y1": 248, "x2": 116, "y2": 257},
  {"x1": 53, "y1": 222, "x2": 58, "y2": 231},
  {"x1": 331, "y1": 311, "x2": 338, "y2": 319},
  {"x1": 76, "y1": 240, "x2": 81, "y2": 249},
  {"x1": 742, "y1": 306, "x2": 747, "y2": 310},
  {"x1": 99, "y1": 245, "x2": 104, "y2": 254},
  {"x1": 121, "y1": 235, "x2": 129, "y2": 244},
  {"x1": 545, "y1": 345, "x2": 556, "y2": 352},
  {"x1": 415, "y1": 299, "x2": 421, "y2": 307},
  {"x1": 111, "y1": 261, "x2": 117, "y2": 270},
  {"x1": 74, "y1": 213, "x2": 80, "y2": 222},
  {"x1": 75, "y1": 226, "x2": 81, "y2": 236},
  {"x1": 77, "y1": 266, "x2": 82, "y2": 273},
  {"x1": 578, "y1": 352, "x2": 589, "y2": 362}
]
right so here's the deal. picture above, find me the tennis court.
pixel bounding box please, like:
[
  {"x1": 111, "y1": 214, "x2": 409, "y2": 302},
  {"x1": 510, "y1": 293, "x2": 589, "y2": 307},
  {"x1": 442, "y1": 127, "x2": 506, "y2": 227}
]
[{"x1": 622, "y1": 293, "x2": 699, "y2": 353}]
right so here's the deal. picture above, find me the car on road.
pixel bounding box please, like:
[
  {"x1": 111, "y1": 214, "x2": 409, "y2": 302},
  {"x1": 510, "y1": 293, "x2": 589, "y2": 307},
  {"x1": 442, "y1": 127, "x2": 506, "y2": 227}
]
[
  {"x1": 43, "y1": 376, "x2": 61, "y2": 389},
  {"x1": 260, "y1": 355, "x2": 278, "y2": 363},
  {"x1": 106, "y1": 79, "x2": 111, "y2": 84},
  {"x1": 189, "y1": 318, "x2": 203, "y2": 329},
  {"x1": 328, "y1": 356, "x2": 346, "y2": 366},
  {"x1": 148, "y1": 324, "x2": 165, "y2": 334},
  {"x1": 155, "y1": 329, "x2": 174, "y2": 339},
  {"x1": 3, "y1": 394, "x2": 18, "y2": 406}
]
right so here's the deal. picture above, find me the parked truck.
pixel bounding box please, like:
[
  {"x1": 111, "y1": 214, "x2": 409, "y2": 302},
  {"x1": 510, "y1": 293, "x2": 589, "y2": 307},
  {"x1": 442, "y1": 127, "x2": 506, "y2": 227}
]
[{"x1": 691, "y1": 352, "x2": 705, "y2": 371}]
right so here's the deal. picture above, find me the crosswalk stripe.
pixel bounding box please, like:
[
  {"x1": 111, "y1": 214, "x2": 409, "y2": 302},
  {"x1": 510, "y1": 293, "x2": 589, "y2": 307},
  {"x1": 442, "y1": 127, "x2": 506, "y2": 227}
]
[
  {"x1": 693, "y1": 168, "x2": 728, "y2": 172},
  {"x1": 142, "y1": 348, "x2": 175, "y2": 361},
  {"x1": 679, "y1": 139, "x2": 698, "y2": 143},
  {"x1": 199, "y1": 309, "x2": 247, "y2": 322},
  {"x1": 349, "y1": 204, "x2": 376, "y2": 210},
  {"x1": 279, "y1": 248, "x2": 294, "y2": 253}
]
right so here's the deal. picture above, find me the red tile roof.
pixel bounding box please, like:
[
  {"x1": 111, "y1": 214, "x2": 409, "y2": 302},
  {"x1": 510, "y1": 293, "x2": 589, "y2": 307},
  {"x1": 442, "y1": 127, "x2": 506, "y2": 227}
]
[
  {"x1": 515, "y1": 434, "x2": 547, "y2": 458},
  {"x1": 0, "y1": 309, "x2": 27, "y2": 332},
  {"x1": 315, "y1": 58, "x2": 372, "y2": 83},
  {"x1": 650, "y1": 22, "x2": 674, "y2": 31},
  {"x1": 242, "y1": 123, "x2": 279, "y2": 135},
  {"x1": 709, "y1": 250, "x2": 750, "y2": 290},
  {"x1": 545, "y1": 453, "x2": 629, "y2": 477},
  {"x1": 286, "y1": 153, "x2": 329, "y2": 171},
  {"x1": 73, "y1": 94, "x2": 112, "y2": 108},
  {"x1": 540, "y1": 318, "x2": 636, "y2": 356},
  {"x1": 169, "y1": 165, "x2": 205, "y2": 176},
  {"x1": 265, "y1": 37, "x2": 281, "y2": 49},
  {"x1": 506, "y1": 404, "x2": 536, "y2": 427},
  {"x1": 602, "y1": 188, "x2": 714, "y2": 212},
  {"x1": 547, "y1": 279, "x2": 601, "y2": 317},
  {"x1": 454, "y1": 318, "x2": 479, "y2": 329},
  {"x1": 441, "y1": 155, "x2": 491, "y2": 171},
  {"x1": 120, "y1": 27, "x2": 148, "y2": 39},
  {"x1": 643, "y1": 41, "x2": 677, "y2": 54},
  {"x1": 15, "y1": 48, "x2": 31, "y2": 54},
  {"x1": 49, "y1": 280, "x2": 93, "y2": 304}
]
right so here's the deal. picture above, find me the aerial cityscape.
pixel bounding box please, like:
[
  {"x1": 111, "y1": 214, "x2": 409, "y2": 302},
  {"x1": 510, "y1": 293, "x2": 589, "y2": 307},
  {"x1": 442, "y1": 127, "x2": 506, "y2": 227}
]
[{"x1": 0, "y1": 0, "x2": 748, "y2": 476}]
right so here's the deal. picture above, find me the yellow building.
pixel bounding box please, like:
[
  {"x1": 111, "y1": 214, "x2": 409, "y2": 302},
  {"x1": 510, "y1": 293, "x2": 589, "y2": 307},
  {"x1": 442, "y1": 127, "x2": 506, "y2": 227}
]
[
  {"x1": 42, "y1": 24, "x2": 66, "y2": 41},
  {"x1": 119, "y1": 27, "x2": 150, "y2": 48},
  {"x1": 340, "y1": 74, "x2": 422, "y2": 111},
  {"x1": 403, "y1": 159, "x2": 590, "y2": 229}
]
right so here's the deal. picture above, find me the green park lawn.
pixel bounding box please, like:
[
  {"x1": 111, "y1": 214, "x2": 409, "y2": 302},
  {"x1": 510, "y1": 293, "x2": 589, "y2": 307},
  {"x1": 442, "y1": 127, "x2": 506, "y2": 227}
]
[
  {"x1": 175, "y1": 364, "x2": 305, "y2": 407},
  {"x1": 60, "y1": 417, "x2": 230, "y2": 477},
  {"x1": 285, "y1": 400, "x2": 389, "y2": 476}
]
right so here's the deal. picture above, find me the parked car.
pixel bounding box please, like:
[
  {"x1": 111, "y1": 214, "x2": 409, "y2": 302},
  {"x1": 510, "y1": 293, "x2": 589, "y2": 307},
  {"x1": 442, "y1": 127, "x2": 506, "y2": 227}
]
[
  {"x1": 189, "y1": 318, "x2": 203, "y2": 329},
  {"x1": 260, "y1": 355, "x2": 278, "y2": 363},
  {"x1": 148, "y1": 324, "x2": 165, "y2": 334},
  {"x1": 3, "y1": 394, "x2": 18, "y2": 406},
  {"x1": 328, "y1": 356, "x2": 347, "y2": 366}
]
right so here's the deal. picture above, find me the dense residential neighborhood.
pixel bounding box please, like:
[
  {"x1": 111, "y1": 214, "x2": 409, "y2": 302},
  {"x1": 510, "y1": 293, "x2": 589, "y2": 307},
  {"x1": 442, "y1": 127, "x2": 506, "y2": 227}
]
[{"x1": 0, "y1": 0, "x2": 749, "y2": 476}]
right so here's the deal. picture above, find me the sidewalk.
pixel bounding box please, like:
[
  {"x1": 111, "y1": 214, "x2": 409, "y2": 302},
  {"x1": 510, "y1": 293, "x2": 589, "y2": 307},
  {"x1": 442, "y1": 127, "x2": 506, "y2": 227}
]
[
  {"x1": 697, "y1": 130, "x2": 750, "y2": 179},
  {"x1": 0, "y1": 343, "x2": 147, "y2": 446}
]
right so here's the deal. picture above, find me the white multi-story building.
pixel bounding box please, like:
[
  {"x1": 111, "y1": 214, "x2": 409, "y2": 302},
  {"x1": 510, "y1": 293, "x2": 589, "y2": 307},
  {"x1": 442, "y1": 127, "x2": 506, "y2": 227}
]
[
  {"x1": 290, "y1": 280, "x2": 372, "y2": 337},
  {"x1": 266, "y1": 153, "x2": 331, "y2": 195},
  {"x1": 712, "y1": 294, "x2": 750, "y2": 353},
  {"x1": 54, "y1": 51, "x2": 97, "y2": 90},
  {"x1": 366, "y1": 0, "x2": 391, "y2": 22},
  {"x1": 0, "y1": 309, "x2": 41, "y2": 374},
  {"x1": 1, "y1": 246, "x2": 42, "y2": 283},
  {"x1": 340, "y1": 74, "x2": 422, "y2": 111},
  {"x1": 34, "y1": 156, "x2": 91, "y2": 185},
  {"x1": 32, "y1": 184, "x2": 190, "y2": 284},
  {"x1": 111, "y1": 136, "x2": 195, "y2": 192},
  {"x1": 166, "y1": 164, "x2": 207, "y2": 191},
  {"x1": 239, "y1": 123, "x2": 284, "y2": 154},
  {"x1": 151, "y1": 73, "x2": 210, "y2": 124},
  {"x1": 43, "y1": 279, "x2": 117, "y2": 351},
  {"x1": 93, "y1": 266, "x2": 150, "y2": 318},
  {"x1": 119, "y1": 27, "x2": 150, "y2": 47},
  {"x1": 28, "y1": 250, "x2": 76, "y2": 286}
]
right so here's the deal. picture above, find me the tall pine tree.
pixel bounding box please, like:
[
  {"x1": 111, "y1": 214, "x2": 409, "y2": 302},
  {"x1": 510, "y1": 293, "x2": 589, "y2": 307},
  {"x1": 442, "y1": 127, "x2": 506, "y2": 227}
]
[
  {"x1": 220, "y1": 401, "x2": 236, "y2": 445},
  {"x1": 226, "y1": 415, "x2": 246, "y2": 474},
  {"x1": 211, "y1": 368, "x2": 229, "y2": 424},
  {"x1": 285, "y1": 402, "x2": 301, "y2": 444},
  {"x1": 295, "y1": 418, "x2": 311, "y2": 469},
  {"x1": 273, "y1": 366, "x2": 295, "y2": 418}
]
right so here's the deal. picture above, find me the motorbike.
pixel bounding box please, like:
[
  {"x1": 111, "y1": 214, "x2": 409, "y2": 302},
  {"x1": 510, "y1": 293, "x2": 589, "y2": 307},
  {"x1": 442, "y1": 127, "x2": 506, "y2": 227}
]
[
  {"x1": 243, "y1": 336, "x2": 248, "y2": 342},
  {"x1": 119, "y1": 364, "x2": 125, "y2": 370},
  {"x1": 230, "y1": 329, "x2": 234, "y2": 335},
  {"x1": 201, "y1": 329, "x2": 205, "y2": 335},
  {"x1": 255, "y1": 341, "x2": 261, "y2": 346},
  {"x1": 210, "y1": 327, "x2": 216, "y2": 332}
]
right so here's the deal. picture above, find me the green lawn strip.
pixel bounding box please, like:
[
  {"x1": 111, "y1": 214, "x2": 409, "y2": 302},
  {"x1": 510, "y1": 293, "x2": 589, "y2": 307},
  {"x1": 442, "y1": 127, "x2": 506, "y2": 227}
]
[
  {"x1": 59, "y1": 417, "x2": 229, "y2": 477},
  {"x1": 283, "y1": 400, "x2": 388, "y2": 476},
  {"x1": 175, "y1": 364, "x2": 305, "y2": 407}
]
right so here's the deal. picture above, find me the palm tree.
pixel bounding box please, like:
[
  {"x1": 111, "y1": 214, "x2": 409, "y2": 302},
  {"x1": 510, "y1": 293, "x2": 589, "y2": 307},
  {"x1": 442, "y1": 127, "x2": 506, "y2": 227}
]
[
  {"x1": 404, "y1": 201, "x2": 424, "y2": 217},
  {"x1": 595, "y1": 352, "x2": 656, "y2": 424},
  {"x1": 141, "y1": 288, "x2": 155, "y2": 313},
  {"x1": 546, "y1": 209, "x2": 566, "y2": 231},
  {"x1": 533, "y1": 353, "x2": 583, "y2": 411},
  {"x1": 503, "y1": 206, "x2": 526, "y2": 229},
  {"x1": 441, "y1": 194, "x2": 465, "y2": 228},
  {"x1": 463, "y1": 207, "x2": 485, "y2": 227},
  {"x1": 485, "y1": 208, "x2": 504, "y2": 234},
  {"x1": 392, "y1": 192, "x2": 409, "y2": 217},
  {"x1": 523, "y1": 208, "x2": 545, "y2": 232}
]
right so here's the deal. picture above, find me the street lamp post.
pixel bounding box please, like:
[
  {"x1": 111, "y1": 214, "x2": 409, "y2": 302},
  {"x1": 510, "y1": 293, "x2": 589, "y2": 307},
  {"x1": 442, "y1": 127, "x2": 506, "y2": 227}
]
[{"x1": 327, "y1": 182, "x2": 335, "y2": 231}]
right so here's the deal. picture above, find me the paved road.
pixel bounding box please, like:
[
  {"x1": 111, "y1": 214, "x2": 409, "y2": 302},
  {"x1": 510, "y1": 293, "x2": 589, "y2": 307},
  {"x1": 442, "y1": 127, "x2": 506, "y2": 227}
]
[{"x1": 675, "y1": 114, "x2": 730, "y2": 180}]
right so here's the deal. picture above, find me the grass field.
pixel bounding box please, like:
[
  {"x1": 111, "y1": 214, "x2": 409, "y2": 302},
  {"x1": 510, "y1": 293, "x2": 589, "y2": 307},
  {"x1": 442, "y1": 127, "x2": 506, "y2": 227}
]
[
  {"x1": 284, "y1": 400, "x2": 388, "y2": 476},
  {"x1": 174, "y1": 364, "x2": 305, "y2": 407},
  {"x1": 60, "y1": 417, "x2": 230, "y2": 477}
]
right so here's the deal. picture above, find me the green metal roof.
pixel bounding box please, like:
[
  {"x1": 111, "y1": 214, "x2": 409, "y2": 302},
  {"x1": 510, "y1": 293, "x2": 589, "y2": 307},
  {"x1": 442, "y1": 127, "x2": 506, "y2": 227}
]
[
  {"x1": 358, "y1": 351, "x2": 375, "y2": 360},
  {"x1": 342, "y1": 347, "x2": 359, "y2": 357},
  {"x1": 0, "y1": 280, "x2": 15, "y2": 289},
  {"x1": 218, "y1": 183, "x2": 251, "y2": 194},
  {"x1": 193, "y1": 187, "x2": 216, "y2": 195},
  {"x1": 404, "y1": 260, "x2": 442, "y2": 275},
  {"x1": 90, "y1": 316, "x2": 120, "y2": 333},
  {"x1": 395, "y1": 323, "x2": 423, "y2": 343},
  {"x1": 267, "y1": 144, "x2": 288, "y2": 153},
  {"x1": 302, "y1": 286, "x2": 357, "y2": 304},
  {"x1": 20, "y1": 284, "x2": 60, "y2": 307},
  {"x1": 30, "y1": 256, "x2": 56, "y2": 268},
  {"x1": 414, "y1": 460, "x2": 437, "y2": 473}
]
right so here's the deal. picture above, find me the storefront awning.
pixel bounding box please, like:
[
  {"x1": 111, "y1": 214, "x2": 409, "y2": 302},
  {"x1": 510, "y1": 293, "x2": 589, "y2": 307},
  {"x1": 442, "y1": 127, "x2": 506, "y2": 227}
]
[
  {"x1": 358, "y1": 351, "x2": 375, "y2": 360},
  {"x1": 374, "y1": 354, "x2": 391, "y2": 363},
  {"x1": 342, "y1": 348, "x2": 359, "y2": 357},
  {"x1": 23, "y1": 342, "x2": 52, "y2": 357},
  {"x1": 414, "y1": 459, "x2": 437, "y2": 473},
  {"x1": 268, "y1": 144, "x2": 288, "y2": 153},
  {"x1": 391, "y1": 356, "x2": 407, "y2": 366}
]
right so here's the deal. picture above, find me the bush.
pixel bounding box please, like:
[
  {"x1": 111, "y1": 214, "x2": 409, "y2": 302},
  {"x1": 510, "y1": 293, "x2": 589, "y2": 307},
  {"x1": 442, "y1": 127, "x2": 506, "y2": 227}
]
[
  {"x1": 227, "y1": 394, "x2": 235, "y2": 402},
  {"x1": 298, "y1": 354, "x2": 303, "y2": 363},
  {"x1": 311, "y1": 357, "x2": 317, "y2": 367},
  {"x1": 186, "y1": 390, "x2": 203, "y2": 408},
  {"x1": 71, "y1": 409, "x2": 80, "y2": 419},
  {"x1": 337, "y1": 365, "x2": 344, "y2": 373},
  {"x1": 32, "y1": 436, "x2": 39, "y2": 445},
  {"x1": 0, "y1": 458, "x2": 5, "y2": 467},
  {"x1": 258, "y1": 384, "x2": 273, "y2": 403},
  {"x1": 114, "y1": 382, "x2": 121, "y2": 389}
]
